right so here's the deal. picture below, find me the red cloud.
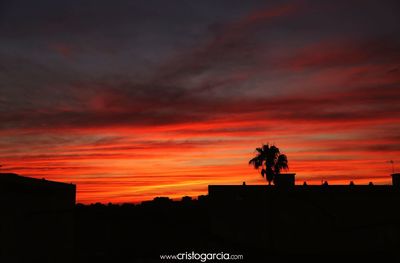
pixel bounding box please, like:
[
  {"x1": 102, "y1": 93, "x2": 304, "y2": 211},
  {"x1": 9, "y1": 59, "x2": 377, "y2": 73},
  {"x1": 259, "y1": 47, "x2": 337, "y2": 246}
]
[
  {"x1": 50, "y1": 43, "x2": 74, "y2": 59},
  {"x1": 244, "y1": 2, "x2": 301, "y2": 24},
  {"x1": 280, "y1": 38, "x2": 400, "y2": 70}
]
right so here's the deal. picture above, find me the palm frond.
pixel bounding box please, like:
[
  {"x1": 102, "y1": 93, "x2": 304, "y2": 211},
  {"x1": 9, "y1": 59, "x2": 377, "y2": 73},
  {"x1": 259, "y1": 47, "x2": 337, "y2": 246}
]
[
  {"x1": 275, "y1": 154, "x2": 288, "y2": 173},
  {"x1": 250, "y1": 144, "x2": 289, "y2": 184},
  {"x1": 249, "y1": 157, "x2": 262, "y2": 169}
]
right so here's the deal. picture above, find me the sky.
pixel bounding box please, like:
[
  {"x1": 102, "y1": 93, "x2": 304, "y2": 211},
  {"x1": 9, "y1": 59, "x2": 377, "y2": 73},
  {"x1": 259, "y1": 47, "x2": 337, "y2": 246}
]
[{"x1": 0, "y1": 0, "x2": 399, "y2": 203}]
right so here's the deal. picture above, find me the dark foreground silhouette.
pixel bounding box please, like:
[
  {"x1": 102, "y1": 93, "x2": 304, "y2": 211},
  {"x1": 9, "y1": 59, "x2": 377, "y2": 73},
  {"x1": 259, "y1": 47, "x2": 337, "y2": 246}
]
[{"x1": 2, "y1": 172, "x2": 400, "y2": 262}]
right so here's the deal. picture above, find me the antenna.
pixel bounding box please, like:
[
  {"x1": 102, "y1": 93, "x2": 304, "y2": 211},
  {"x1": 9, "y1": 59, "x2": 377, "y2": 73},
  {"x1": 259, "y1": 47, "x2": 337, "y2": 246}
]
[{"x1": 387, "y1": 160, "x2": 395, "y2": 174}]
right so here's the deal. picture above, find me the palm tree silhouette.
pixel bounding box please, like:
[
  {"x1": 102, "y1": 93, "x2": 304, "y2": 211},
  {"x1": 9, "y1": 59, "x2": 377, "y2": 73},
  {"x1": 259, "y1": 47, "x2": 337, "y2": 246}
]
[{"x1": 249, "y1": 144, "x2": 289, "y2": 185}]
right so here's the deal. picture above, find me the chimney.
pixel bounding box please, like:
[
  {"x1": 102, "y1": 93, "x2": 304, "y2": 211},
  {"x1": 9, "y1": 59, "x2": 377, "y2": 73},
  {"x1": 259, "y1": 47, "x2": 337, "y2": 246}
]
[{"x1": 392, "y1": 173, "x2": 400, "y2": 188}]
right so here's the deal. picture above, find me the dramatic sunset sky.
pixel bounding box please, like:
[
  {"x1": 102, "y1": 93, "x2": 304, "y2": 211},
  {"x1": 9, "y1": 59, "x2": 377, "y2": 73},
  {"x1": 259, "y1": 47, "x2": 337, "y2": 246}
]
[{"x1": 1, "y1": 0, "x2": 399, "y2": 203}]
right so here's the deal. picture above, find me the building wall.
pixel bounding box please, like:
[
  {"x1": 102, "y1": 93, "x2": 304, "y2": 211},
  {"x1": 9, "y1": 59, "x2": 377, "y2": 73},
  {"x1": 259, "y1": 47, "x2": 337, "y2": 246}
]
[
  {"x1": 0, "y1": 173, "x2": 76, "y2": 263},
  {"x1": 392, "y1": 173, "x2": 400, "y2": 187},
  {"x1": 208, "y1": 185, "x2": 400, "y2": 255}
]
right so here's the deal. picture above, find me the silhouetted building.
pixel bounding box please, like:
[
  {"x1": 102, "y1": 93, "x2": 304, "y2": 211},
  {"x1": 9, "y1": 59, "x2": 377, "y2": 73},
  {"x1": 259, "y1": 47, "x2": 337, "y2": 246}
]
[
  {"x1": 181, "y1": 196, "x2": 192, "y2": 202},
  {"x1": 274, "y1": 173, "x2": 295, "y2": 187},
  {"x1": 70, "y1": 173, "x2": 400, "y2": 260},
  {"x1": 207, "y1": 175, "x2": 400, "y2": 256},
  {"x1": 0, "y1": 173, "x2": 76, "y2": 263},
  {"x1": 392, "y1": 173, "x2": 400, "y2": 188}
]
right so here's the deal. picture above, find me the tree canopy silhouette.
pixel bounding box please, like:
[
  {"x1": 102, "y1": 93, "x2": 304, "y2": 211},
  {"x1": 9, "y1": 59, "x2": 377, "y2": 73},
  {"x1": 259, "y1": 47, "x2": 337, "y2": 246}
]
[{"x1": 249, "y1": 144, "x2": 289, "y2": 185}]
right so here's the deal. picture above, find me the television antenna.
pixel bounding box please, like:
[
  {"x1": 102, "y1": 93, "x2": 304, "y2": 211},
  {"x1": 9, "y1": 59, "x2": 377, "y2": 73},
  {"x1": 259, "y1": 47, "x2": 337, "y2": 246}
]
[{"x1": 387, "y1": 160, "x2": 395, "y2": 173}]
